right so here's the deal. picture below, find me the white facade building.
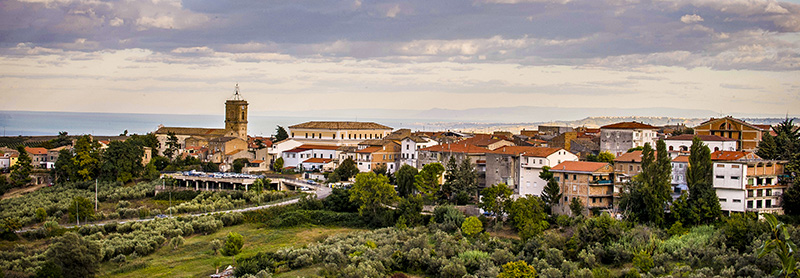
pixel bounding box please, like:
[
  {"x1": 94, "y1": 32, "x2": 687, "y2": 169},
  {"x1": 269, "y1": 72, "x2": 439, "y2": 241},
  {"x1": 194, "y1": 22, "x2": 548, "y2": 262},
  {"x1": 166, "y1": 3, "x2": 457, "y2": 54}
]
[
  {"x1": 280, "y1": 145, "x2": 339, "y2": 170},
  {"x1": 599, "y1": 122, "x2": 659, "y2": 157},
  {"x1": 664, "y1": 134, "x2": 737, "y2": 158},
  {"x1": 400, "y1": 136, "x2": 439, "y2": 169},
  {"x1": 518, "y1": 148, "x2": 579, "y2": 196},
  {"x1": 713, "y1": 161, "x2": 748, "y2": 212}
]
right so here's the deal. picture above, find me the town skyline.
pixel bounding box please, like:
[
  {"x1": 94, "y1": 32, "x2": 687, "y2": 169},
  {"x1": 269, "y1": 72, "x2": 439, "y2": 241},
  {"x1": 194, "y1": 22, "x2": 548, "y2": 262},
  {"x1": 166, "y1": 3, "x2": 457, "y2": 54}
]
[{"x1": 1, "y1": 0, "x2": 800, "y2": 116}]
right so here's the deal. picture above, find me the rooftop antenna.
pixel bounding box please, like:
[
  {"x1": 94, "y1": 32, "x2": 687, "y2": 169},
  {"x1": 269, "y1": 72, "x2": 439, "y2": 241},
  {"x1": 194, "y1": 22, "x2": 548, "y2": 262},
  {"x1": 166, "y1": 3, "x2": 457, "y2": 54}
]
[{"x1": 231, "y1": 83, "x2": 244, "y2": 100}]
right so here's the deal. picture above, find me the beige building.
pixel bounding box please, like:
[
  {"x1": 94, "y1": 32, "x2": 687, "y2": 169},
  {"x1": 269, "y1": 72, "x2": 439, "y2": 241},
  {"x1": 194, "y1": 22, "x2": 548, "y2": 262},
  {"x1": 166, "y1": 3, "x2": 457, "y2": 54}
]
[
  {"x1": 288, "y1": 121, "x2": 393, "y2": 146},
  {"x1": 551, "y1": 161, "x2": 616, "y2": 216},
  {"x1": 746, "y1": 160, "x2": 789, "y2": 214},
  {"x1": 694, "y1": 116, "x2": 765, "y2": 152}
]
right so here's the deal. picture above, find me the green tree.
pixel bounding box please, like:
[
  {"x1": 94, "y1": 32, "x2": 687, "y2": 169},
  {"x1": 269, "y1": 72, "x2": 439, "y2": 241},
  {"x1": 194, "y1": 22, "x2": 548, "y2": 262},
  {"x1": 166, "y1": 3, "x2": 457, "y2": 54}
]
[
  {"x1": 210, "y1": 239, "x2": 223, "y2": 255},
  {"x1": 570, "y1": 197, "x2": 584, "y2": 216},
  {"x1": 596, "y1": 151, "x2": 616, "y2": 163},
  {"x1": 461, "y1": 216, "x2": 483, "y2": 237},
  {"x1": 275, "y1": 125, "x2": 289, "y2": 142},
  {"x1": 68, "y1": 196, "x2": 94, "y2": 224},
  {"x1": 170, "y1": 235, "x2": 185, "y2": 250},
  {"x1": 539, "y1": 166, "x2": 561, "y2": 215},
  {"x1": 9, "y1": 146, "x2": 32, "y2": 186},
  {"x1": 72, "y1": 135, "x2": 101, "y2": 181},
  {"x1": 782, "y1": 184, "x2": 800, "y2": 216},
  {"x1": 272, "y1": 157, "x2": 284, "y2": 171},
  {"x1": 221, "y1": 232, "x2": 244, "y2": 256},
  {"x1": 53, "y1": 148, "x2": 76, "y2": 183},
  {"x1": 46, "y1": 232, "x2": 103, "y2": 278},
  {"x1": 498, "y1": 261, "x2": 537, "y2": 278},
  {"x1": 508, "y1": 195, "x2": 549, "y2": 241},
  {"x1": 232, "y1": 158, "x2": 249, "y2": 173},
  {"x1": 443, "y1": 158, "x2": 478, "y2": 204},
  {"x1": 757, "y1": 133, "x2": 779, "y2": 160},
  {"x1": 619, "y1": 140, "x2": 671, "y2": 226},
  {"x1": 349, "y1": 172, "x2": 399, "y2": 217},
  {"x1": 126, "y1": 133, "x2": 160, "y2": 151},
  {"x1": 685, "y1": 136, "x2": 721, "y2": 224},
  {"x1": 480, "y1": 183, "x2": 513, "y2": 225},
  {"x1": 100, "y1": 140, "x2": 144, "y2": 183},
  {"x1": 334, "y1": 158, "x2": 359, "y2": 181},
  {"x1": 395, "y1": 164, "x2": 419, "y2": 197},
  {"x1": 414, "y1": 162, "x2": 445, "y2": 203},
  {"x1": 759, "y1": 214, "x2": 800, "y2": 278},
  {"x1": 163, "y1": 131, "x2": 180, "y2": 159},
  {"x1": 35, "y1": 207, "x2": 47, "y2": 223},
  {"x1": 396, "y1": 195, "x2": 424, "y2": 227}
]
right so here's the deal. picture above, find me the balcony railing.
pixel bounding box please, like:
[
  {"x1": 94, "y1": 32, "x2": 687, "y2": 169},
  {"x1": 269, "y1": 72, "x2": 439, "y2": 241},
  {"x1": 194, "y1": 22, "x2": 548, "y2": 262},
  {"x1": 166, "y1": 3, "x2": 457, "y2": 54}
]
[{"x1": 590, "y1": 180, "x2": 613, "y2": 185}]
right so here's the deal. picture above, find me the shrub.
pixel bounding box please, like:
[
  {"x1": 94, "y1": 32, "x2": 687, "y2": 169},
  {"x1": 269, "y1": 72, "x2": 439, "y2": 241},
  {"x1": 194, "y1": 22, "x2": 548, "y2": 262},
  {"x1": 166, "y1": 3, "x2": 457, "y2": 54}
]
[
  {"x1": 222, "y1": 232, "x2": 244, "y2": 256},
  {"x1": 461, "y1": 217, "x2": 483, "y2": 237}
]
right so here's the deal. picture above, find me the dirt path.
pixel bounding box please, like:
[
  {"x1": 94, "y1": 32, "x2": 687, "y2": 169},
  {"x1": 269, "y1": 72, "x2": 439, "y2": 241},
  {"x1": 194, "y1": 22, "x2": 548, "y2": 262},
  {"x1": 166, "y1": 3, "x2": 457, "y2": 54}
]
[{"x1": 1, "y1": 183, "x2": 47, "y2": 200}]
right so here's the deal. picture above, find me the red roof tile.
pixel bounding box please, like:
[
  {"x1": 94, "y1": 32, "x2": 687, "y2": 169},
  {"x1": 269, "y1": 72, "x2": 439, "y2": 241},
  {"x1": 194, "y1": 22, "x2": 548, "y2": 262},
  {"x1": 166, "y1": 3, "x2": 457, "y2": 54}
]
[
  {"x1": 490, "y1": 146, "x2": 563, "y2": 157},
  {"x1": 356, "y1": 146, "x2": 383, "y2": 153},
  {"x1": 303, "y1": 158, "x2": 333, "y2": 164},
  {"x1": 550, "y1": 161, "x2": 610, "y2": 173},
  {"x1": 420, "y1": 143, "x2": 490, "y2": 154},
  {"x1": 665, "y1": 134, "x2": 737, "y2": 142},
  {"x1": 672, "y1": 155, "x2": 690, "y2": 163},
  {"x1": 710, "y1": 151, "x2": 760, "y2": 161},
  {"x1": 24, "y1": 147, "x2": 48, "y2": 155},
  {"x1": 601, "y1": 122, "x2": 657, "y2": 130}
]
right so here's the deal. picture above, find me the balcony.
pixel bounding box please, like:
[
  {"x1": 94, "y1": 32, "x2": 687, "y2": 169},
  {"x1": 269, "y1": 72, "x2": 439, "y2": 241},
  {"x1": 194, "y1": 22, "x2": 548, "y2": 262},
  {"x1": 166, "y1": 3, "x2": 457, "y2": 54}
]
[{"x1": 590, "y1": 180, "x2": 613, "y2": 185}]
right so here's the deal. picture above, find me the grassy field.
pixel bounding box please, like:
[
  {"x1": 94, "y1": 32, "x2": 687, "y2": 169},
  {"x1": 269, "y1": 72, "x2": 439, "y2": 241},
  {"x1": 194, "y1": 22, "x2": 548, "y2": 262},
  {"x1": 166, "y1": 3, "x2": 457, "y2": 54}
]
[{"x1": 99, "y1": 224, "x2": 363, "y2": 278}]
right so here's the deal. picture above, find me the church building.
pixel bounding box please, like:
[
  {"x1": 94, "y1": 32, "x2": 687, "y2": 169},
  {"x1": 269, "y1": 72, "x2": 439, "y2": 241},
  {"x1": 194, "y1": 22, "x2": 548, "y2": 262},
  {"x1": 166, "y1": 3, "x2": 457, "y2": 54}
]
[{"x1": 154, "y1": 84, "x2": 250, "y2": 162}]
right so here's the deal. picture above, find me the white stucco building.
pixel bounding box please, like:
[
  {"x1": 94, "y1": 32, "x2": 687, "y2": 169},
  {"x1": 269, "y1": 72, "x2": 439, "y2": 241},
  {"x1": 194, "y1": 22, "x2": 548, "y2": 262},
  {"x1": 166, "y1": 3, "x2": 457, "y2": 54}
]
[
  {"x1": 518, "y1": 148, "x2": 579, "y2": 196},
  {"x1": 599, "y1": 122, "x2": 659, "y2": 157},
  {"x1": 664, "y1": 134, "x2": 737, "y2": 158},
  {"x1": 400, "y1": 136, "x2": 439, "y2": 169}
]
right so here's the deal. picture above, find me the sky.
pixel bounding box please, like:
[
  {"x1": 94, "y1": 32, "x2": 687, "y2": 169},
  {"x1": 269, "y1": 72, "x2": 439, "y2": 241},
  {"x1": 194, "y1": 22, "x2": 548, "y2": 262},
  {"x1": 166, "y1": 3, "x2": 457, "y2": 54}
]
[{"x1": 1, "y1": 0, "x2": 799, "y2": 119}]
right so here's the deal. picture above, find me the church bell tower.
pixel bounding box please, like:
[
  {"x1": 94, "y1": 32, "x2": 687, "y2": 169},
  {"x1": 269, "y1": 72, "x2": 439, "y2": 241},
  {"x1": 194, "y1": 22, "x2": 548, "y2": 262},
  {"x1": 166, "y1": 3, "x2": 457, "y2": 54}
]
[{"x1": 225, "y1": 84, "x2": 248, "y2": 140}]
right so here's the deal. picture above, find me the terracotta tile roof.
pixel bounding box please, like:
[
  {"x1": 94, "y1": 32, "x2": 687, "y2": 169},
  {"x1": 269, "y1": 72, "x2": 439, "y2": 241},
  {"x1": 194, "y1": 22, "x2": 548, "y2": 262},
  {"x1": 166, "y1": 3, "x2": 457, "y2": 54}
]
[
  {"x1": 672, "y1": 155, "x2": 690, "y2": 163},
  {"x1": 155, "y1": 126, "x2": 227, "y2": 136},
  {"x1": 25, "y1": 147, "x2": 48, "y2": 155},
  {"x1": 710, "y1": 151, "x2": 761, "y2": 161},
  {"x1": 551, "y1": 161, "x2": 611, "y2": 173},
  {"x1": 614, "y1": 150, "x2": 661, "y2": 163},
  {"x1": 225, "y1": 149, "x2": 244, "y2": 156},
  {"x1": 490, "y1": 146, "x2": 563, "y2": 157},
  {"x1": 459, "y1": 134, "x2": 511, "y2": 147},
  {"x1": 420, "y1": 143, "x2": 490, "y2": 154},
  {"x1": 249, "y1": 160, "x2": 264, "y2": 163},
  {"x1": 601, "y1": 121, "x2": 658, "y2": 130},
  {"x1": 665, "y1": 134, "x2": 737, "y2": 142},
  {"x1": 303, "y1": 158, "x2": 333, "y2": 164},
  {"x1": 356, "y1": 146, "x2": 383, "y2": 153},
  {"x1": 289, "y1": 121, "x2": 392, "y2": 130}
]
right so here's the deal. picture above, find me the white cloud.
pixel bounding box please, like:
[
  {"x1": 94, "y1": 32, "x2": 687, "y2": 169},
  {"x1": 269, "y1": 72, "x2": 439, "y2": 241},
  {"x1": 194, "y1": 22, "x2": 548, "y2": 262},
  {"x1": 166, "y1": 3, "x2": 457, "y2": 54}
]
[
  {"x1": 385, "y1": 4, "x2": 401, "y2": 18},
  {"x1": 681, "y1": 14, "x2": 704, "y2": 24},
  {"x1": 109, "y1": 17, "x2": 124, "y2": 27}
]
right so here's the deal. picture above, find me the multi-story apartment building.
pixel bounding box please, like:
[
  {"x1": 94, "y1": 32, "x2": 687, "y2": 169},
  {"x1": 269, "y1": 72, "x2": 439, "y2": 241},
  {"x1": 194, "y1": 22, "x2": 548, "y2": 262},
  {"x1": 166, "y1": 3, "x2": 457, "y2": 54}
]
[
  {"x1": 600, "y1": 122, "x2": 659, "y2": 157},
  {"x1": 694, "y1": 116, "x2": 765, "y2": 152},
  {"x1": 745, "y1": 160, "x2": 789, "y2": 214},
  {"x1": 518, "y1": 148, "x2": 578, "y2": 196},
  {"x1": 710, "y1": 151, "x2": 761, "y2": 213},
  {"x1": 281, "y1": 145, "x2": 339, "y2": 170},
  {"x1": 551, "y1": 161, "x2": 616, "y2": 216},
  {"x1": 356, "y1": 142, "x2": 401, "y2": 173}
]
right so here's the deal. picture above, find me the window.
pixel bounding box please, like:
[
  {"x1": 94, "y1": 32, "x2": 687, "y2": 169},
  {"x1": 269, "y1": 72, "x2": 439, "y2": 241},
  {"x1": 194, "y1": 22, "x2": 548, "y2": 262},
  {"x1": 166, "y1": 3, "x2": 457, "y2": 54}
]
[
  {"x1": 767, "y1": 189, "x2": 772, "y2": 196},
  {"x1": 573, "y1": 185, "x2": 577, "y2": 191},
  {"x1": 717, "y1": 164, "x2": 724, "y2": 168},
  {"x1": 669, "y1": 146, "x2": 674, "y2": 151},
  {"x1": 747, "y1": 200, "x2": 753, "y2": 208},
  {"x1": 733, "y1": 199, "x2": 741, "y2": 203},
  {"x1": 731, "y1": 165, "x2": 739, "y2": 168},
  {"x1": 333, "y1": 134, "x2": 336, "y2": 139},
  {"x1": 629, "y1": 165, "x2": 633, "y2": 171},
  {"x1": 757, "y1": 189, "x2": 763, "y2": 197},
  {"x1": 757, "y1": 200, "x2": 763, "y2": 208},
  {"x1": 766, "y1": 200, "x2": 772, "y2": 208},
  {"x1": 731, "y1": 176, "x2": 740, "y2": 180},
  {"x1": 748, "y1": 190, "x2": 753, "y2": 197},
  {"x1": 716, "y1": 175, "x2": 724, "y2": 179},
  {"x1": 349, "y1": 134, "x2": 352, "y2": 139},
  {"x1": 406, "y1": 145, "x2": 409, "y2": 150},
  {"x1": 719, "y1": 198, "x2": 727, "y2": 202},
  {"x1": 573, "y1": 174, "x2": 577, "y2": 180}
]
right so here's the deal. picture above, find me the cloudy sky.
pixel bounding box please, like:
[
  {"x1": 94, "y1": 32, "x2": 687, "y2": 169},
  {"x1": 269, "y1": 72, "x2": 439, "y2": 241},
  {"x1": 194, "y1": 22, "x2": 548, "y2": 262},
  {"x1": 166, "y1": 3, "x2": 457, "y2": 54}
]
[{"x1": 1, "y1": 0, "x2": 799, "y2": 118}]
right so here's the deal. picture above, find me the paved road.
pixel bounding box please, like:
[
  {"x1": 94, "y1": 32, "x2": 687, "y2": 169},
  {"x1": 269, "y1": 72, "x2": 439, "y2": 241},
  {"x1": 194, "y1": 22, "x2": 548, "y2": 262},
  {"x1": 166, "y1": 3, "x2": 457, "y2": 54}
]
[{"x1": 16, "y1": 183, "x2": 332, "y2": 233}]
